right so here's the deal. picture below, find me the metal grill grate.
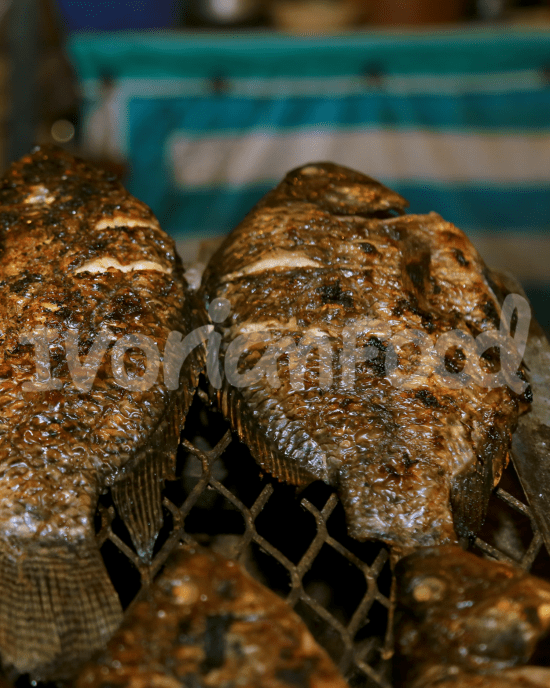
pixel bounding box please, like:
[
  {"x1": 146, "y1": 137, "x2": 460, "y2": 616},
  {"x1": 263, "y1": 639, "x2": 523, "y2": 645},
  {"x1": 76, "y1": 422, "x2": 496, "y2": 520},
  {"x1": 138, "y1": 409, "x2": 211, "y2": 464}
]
[{"x1": 94, "y1": 398, "x2": 550, "y2": 688}]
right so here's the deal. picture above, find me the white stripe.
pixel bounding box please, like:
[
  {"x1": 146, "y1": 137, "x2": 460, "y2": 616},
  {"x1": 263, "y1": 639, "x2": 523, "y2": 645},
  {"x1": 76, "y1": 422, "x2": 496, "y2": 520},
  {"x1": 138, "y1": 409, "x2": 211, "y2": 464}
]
[
  {"x1": 81, "y1": 71, "x2": 547, "y2": 156},
  {"x1": 75, "y1": 257, "x2": 170, "y2": 275},
  {"x1": 168, "y1": 128, "x2": 550, "y2": 187},
  {"x1": 224, "y1": 251, "x2": 320, "y2": 280},
  {"x1": 81, "y1": 70, "x2": 546, "y2": 101}
]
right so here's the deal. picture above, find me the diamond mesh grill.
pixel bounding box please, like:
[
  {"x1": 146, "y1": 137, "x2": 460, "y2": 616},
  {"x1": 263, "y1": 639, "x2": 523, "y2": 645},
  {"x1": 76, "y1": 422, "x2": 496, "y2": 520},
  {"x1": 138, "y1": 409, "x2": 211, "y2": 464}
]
[{"x1": 94, "y1": 399, "x2": 550, "y2": 688}]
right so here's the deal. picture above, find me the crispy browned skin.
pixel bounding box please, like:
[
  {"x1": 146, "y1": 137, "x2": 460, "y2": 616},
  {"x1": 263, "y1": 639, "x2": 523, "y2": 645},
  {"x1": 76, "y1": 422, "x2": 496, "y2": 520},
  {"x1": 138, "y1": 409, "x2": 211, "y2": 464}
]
[
  {"x1": 74, "y1": 543, "x2": 348, "y2": 688},
  {"x1": 414, "y1": 668, "x2": 550, "y2": 688},
  {"x1": 199, "y1": 163, "x2": 528, "y2": 553},
  {"x1": 0, "y1": 147, "x2": 198, "y2": 678},
  {"x1": 394, "y1": 545, "x2": 550, "y2": 686}
]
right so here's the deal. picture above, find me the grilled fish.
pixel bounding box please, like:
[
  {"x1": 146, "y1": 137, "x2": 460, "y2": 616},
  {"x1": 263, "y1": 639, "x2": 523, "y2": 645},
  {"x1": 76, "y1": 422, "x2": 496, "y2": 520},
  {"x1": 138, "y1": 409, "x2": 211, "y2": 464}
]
[
  {"x1": 415, "y1": 667, "x2": 550, "y2": 688},
  {"x1": 74, "y1": 543, "x2": 349, "y2": 688},
  {"x1": 394, "y1": 545, "x2": 550, "y2": 686},
  {"x1": 199, "y1": 162, "x2": 530, "y2": 554},
  {"x1": 0, "y1": 146, "x2": 199, "y2": 678}
]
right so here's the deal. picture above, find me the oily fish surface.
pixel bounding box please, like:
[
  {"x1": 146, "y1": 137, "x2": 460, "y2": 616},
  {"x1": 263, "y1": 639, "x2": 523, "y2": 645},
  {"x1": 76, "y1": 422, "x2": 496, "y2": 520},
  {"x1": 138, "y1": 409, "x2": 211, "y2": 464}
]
[
  {"x1": 200, "y1": 162, "x2": 528, "y2": 554},
  {"x1": 395, "y1": 545, "x2": 550, "y2": 686},
  {"x1": 0, "y1": 146, "x2": 196, "y2": 678},
  {"x1": 75, "y1": 543, "x2": 348, "y2": 688}
]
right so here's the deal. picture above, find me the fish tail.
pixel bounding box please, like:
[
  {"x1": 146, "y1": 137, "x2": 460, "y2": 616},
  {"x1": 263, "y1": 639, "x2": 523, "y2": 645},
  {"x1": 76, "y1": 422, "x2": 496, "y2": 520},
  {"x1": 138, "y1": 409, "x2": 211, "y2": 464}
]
[{"x1": 0, "y1": 541, "x2": 122, "y2": 680}]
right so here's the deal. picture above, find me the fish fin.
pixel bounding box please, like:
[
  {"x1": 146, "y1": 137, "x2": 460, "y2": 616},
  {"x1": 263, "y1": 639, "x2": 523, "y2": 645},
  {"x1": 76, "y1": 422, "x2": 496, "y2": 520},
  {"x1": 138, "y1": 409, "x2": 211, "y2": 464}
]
[
  {"x1": 112, "y1": 309, "x2": 204, "y2": 561},
  {"x1": 450, "y1": 453, "x2": 494, "y2": 540},
  {"x1": 0, "y1": 542, "x2": 122, "y2": 680},
  {"x1": 112, "y1": 451, "x2": 165, "y2": 563},
  {"x1": 112, "y1": 399, "x2": 183, "y2": 562},
  {"x1": 450, "y1": 421, "x2": 510, "y2": 540},
  {"x1": 217, "y1": 383, "x2": 324, "y2": 486}
]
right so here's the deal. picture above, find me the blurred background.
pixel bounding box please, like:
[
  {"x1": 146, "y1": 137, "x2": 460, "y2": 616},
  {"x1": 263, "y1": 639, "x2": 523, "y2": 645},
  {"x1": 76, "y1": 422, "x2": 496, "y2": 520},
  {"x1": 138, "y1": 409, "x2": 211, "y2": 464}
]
[{"x1": 1, "y1": 0, "x2": 549, "y2": 330}]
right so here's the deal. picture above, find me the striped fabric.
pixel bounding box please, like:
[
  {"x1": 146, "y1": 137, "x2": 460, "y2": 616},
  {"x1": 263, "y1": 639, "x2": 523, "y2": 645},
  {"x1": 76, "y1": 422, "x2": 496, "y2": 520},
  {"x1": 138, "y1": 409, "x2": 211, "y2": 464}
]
[{"x1": 69, "y1": 30, "x2": 550, "y2": 329}]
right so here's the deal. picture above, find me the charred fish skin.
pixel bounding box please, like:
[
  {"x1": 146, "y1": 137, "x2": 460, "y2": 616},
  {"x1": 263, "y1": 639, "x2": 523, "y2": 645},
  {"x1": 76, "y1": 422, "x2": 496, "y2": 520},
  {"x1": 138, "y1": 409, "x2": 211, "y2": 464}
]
[
  {"x1": 199, "y1": 162, "x2": 528, "y2": 554},
  {"x1": 0, "y1": 146, "x2": 199, "y2": 678},
  {"x1": 411, "y1": 667, "x2": 550, "y2": 688},
  {"x1": 394, "y1": 545, "x2": 550, "y2": 687},
  {"x1": 74, "y1": 543, "x2": 349, "y2": 688}
]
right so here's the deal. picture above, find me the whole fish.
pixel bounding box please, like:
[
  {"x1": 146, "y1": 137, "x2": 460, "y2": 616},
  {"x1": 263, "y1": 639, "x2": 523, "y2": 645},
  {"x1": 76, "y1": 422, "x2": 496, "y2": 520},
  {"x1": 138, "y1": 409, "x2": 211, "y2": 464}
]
[
  {"x1": 198, "y1": 163, "x2": 530, "y2": 555},
  {"x1": 74, "y1": 543, "x2": 349, "y2": 688},
  {"x1": 0, "y1": 147, "x2": 199, "y2": 678},
  {"x1": 394, "y1": 545, "x2": 550, "y2": 686}
]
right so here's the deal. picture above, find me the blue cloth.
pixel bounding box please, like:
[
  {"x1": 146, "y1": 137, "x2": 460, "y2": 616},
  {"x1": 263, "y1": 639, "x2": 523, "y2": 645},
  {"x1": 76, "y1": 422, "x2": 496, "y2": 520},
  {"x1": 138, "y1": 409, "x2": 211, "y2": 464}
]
[
  {"x1": 69, "y1": 30, "x2": 550, "y2": 328},
  {"x1": 58, "y1": 1, "x2": 178, "y2": 31}
]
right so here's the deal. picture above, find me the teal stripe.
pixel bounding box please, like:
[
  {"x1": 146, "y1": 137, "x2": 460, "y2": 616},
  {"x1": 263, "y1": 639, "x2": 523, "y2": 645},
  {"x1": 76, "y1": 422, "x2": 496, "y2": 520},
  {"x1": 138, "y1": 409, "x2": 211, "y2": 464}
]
[
  {"x1": 69, "y1": 30, "x2": 550, "y2": 81},
  {"x1": 126, "y1": 181, "x2": 550, "y2": 240},
  {"x1": 395, "y1": 183, "x2": 550, "y2": 235},
  {"x1": 127, "y1": 91, "x2": 550, "y2": 134}
]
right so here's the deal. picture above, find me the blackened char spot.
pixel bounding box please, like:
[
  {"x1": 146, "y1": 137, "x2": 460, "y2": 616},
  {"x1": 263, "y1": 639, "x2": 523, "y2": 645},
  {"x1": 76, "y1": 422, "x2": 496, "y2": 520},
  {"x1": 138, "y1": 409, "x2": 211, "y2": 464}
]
[
  {"x1": 107, "y1": 293, "x2": 144, "y2": 320},
  {"x1": 56, "y1": 196, "x2": 85, "y2": 213},
  {"x1": 200, "y1": 614, "x2": 233, "y2": 673},
  {"x1": 275, "y1": 663, "x2": 315, "y2": 687},
  {"x1": 77, "y1": 183, "x2": 100, "y2": 199},
  {"x1": 100, "y1": 203, "x2": 122, "y2": 216},
  {"x1": 367, "y1": 336, "x2": 387, "y2": 376},
  {"x1": 402, "y1": 452, "x2": 417, "y2": 468},
  {"x1": 421, "y1": 312, "x2": 436, "y2": 333},
  {"x1": 480, "y1": 347, "x2": 503, "y2": 379},
  {"x1": 177, "y1": 618, "x2": 195, "y2": 645},
  {"x1": 90, "y1": 238, "x2": 109, "y2": 253},
  {"x1": 360, "y1": 242, "x2": 377, "y2": 254},
  {"x1": 318, "y1": 281, "x2": 353, "y2": 308},
  {"x1": 406, "y1": 252, "x2": 431, "y2": 294},
  {"x1": 385, "y1": 463, "x2": 400, "y2": 477},
  {"x1": 522, "y1": 385, "x2": 534, "y2": 404},
  {"x1": 0, "y1": 211, "x2": 18, "y2": 229},
  {"x1": 393, "y1": 298, "x2": 409, "y2": 317},
  {"x1": 453, "y1": 249, "x2": 469, "y2": 267},
  {"x1": 482, "y1": 300, "x2": 500, "y2": 327},
  {"x1": 10, "y1": 272, "x2": 44, "y2": 294},
  {"x1": 430, "y1": 277, "x2": 442, "y2": 295},
  {"x1": 391, "y1": 295, "x2": 437, "y2": 331},
  {"x1": 445, "y1": 347, "x2": 466, "y2": 374},
  {"x1": 415, "y1": 389, "x2": 440, "y2": 408},
  {"x1": 216, "y1": 579, "x2": 236, "y2": 600},
  {"x1": 368, "y1": 336, "x2": 386, "y2": 351}
]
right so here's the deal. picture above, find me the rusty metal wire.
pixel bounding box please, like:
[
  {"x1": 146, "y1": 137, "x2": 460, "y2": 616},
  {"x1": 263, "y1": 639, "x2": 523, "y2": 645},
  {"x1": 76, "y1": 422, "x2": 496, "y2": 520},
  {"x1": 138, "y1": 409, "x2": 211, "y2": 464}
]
[{"x1": 95, "y1": 405, "x2": 550, "y2": 688}]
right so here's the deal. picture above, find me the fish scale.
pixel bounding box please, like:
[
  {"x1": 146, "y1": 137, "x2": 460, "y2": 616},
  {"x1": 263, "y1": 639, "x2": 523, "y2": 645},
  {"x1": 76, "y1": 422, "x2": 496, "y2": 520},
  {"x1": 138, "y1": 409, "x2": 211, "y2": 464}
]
[
  {"x1": 199, "y1": 162, "x2": 530, "y2": 556},
  {"x1": 0, "y1": 146, "x2": 199, "y2": 679}
]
